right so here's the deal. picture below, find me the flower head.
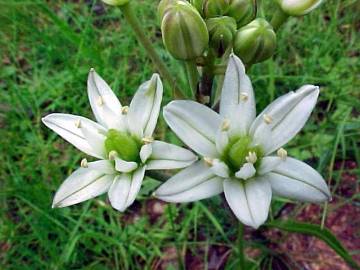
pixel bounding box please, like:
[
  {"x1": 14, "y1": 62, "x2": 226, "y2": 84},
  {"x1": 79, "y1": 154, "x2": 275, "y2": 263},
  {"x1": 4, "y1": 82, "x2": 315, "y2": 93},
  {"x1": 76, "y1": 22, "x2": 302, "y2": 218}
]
[
  {"x1": 155, "y1": 54, "x2": 331, "y2": 228},
  {"x1": 42, "y1": 70, "x2": 197, "y2": 211}
]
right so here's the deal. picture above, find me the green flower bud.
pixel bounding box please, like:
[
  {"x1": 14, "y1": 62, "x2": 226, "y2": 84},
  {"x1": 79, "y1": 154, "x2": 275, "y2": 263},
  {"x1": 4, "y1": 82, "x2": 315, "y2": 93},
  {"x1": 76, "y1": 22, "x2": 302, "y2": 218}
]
[
  {"x1": 190, "y1": 0, "x2": 205, "y2": 16},
  {"x1": 105, "y1": 129, "x2": 140, "y2": 162},
  {"x1": 158, "y1": 0, "x2": 184, "y2": 20},
  {"x1": 277, "y1": 0, "x2": 323, "y2": 16},
  {"x1": 206, "y1": 16, "x2": 236, "y2": 56},
  {"x1": 227, "y1": 0, "x2": 256, "y2": 27},
  {"x1": 233, "y1": 18, "x2": 276, "y2": 65},
  {"x1": 101, "y1": 0, "x2": 129, "y2": 6},
  {"x1": 161, "y1": 1, "x2": 209, "y2": 60},
  {"x1": 203, "y1": 0, "x2": 230, "y2": 18}
]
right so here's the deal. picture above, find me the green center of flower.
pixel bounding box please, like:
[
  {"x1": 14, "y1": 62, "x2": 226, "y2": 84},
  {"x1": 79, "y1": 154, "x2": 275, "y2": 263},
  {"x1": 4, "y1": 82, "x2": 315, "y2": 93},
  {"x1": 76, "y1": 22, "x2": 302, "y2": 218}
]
[
  {"x1": 104, "y1": 129, "x2": 141, "y2": 162},
  {"x1": 222, "y1": 136, "x2": 263, "y2": 173}
]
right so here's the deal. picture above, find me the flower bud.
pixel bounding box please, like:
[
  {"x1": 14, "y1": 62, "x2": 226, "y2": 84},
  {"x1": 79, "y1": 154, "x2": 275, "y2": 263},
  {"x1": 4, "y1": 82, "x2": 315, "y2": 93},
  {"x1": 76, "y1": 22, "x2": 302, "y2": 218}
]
[
  {"x1": 203, "y1": 0, "x2": 230, "y2": 18},
  {"x1": 190, "y1": 0, "x2": 205, "y2": 16},
  {"x1": 206, "y1": 16, "x2": 236, "y2": 56},
  {"x1": 227, "y1": 0, "x2": 256, "y2": 27},
  {"x1": 101, "y1": 0, "x2": 129, "y2": 6},
  {"x1": 277, "y1": 0, "x2": 323, "y2": 16},
  {"x1": 233, "y1": 18, "x2": 276, "y2": 65},
  {"x1": 161, "y1": 1, "x2": 209, "y2": 60},
  {"x1": 158, "y1": 0, "x2": 184, "y2": 20}
]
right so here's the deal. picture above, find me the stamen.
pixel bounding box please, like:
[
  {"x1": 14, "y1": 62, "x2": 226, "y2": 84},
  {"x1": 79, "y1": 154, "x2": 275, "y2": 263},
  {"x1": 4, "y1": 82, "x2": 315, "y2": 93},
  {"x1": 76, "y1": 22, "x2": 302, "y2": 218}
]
[
  {"x1": 97, "y1": 96, "x2": 104, "y2": 106},
  {"x1": 75, "y1": 119, "x2": 81, "y2": 128},
  {"x1": 277, "y1": 148, "x2": 287, "y2": 160},
  {"x1": 142, "y1": 137, "x2": 154, "y2": 144},
  {"x1": 240, "y1": 92, "x2": 248, "y2": 101},
  {"x1": 203, "y1": 157, "x2": 214, "y2": 166},
  {"x1": 221, "y1": 119, "x2": 230, "y2": 131},
  {"x1": 90, "y1": 67, "x2": 95, "y2": 72},
  {"x1": 80, "y1": 158, "x2": 88, "y2": 168},
  {"x1": 245, "y1": 151, "x2": 257, "y2": 164},
  {"x1": 108, "y1": 150, "x2": 118, "y2": 161},
  {"x1": 263, "y1": 114, "x2": 273, "y2": 124},
  {"x1": 121, "y1": 106, "x2": 129, "y2": 115}
]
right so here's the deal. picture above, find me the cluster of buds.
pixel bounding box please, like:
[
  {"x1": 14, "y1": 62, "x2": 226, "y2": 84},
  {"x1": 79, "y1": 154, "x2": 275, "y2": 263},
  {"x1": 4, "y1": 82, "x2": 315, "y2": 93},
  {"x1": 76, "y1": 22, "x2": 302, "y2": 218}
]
[{"x1": 158, "y1": 0, "x2": 323, "y2": 65}]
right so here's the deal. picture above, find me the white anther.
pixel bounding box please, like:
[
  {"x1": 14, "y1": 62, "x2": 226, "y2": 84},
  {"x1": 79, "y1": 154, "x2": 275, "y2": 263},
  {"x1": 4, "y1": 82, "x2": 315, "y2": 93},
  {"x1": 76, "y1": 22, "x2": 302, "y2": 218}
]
[
  {"x1": 108, "y1": 150, "x2": 118, "y2": 161},
  {"x1": 263, "y1": 114, "x2": 273, "y2": 124},
  {"x1": 203, "y1": 157, "x2": 214, "y2": 166},
  {"x1": 90, "y1": 67, "x2": 95, "y2": 72},
  {"x1": 97, "y1": 96, "x2": 104, "y2": 106},
  {"x1": 121, "y1": 106, "x2": 129, "y2": 115},
  {"x1": 240, "y1": 92, "x2": 248, "y2": 101},
  {"x1": 245, "y1": 151, "x2": 257, "y2": 164},
  {"x1": 74, "y1": 119, "x2": 81, "y2": 128},
  {"x1": 277, "y1": 148, "x2": 287, "y2": 160},
  {"x1": 80, "y1": 158, "x2": 88, "y2": 168},
  {"x1": 142, "y1": 137, "x2": 154, "y2": 144},
  {"x1": 221, "y1": 119, "x2": 230, "y2": 131}
]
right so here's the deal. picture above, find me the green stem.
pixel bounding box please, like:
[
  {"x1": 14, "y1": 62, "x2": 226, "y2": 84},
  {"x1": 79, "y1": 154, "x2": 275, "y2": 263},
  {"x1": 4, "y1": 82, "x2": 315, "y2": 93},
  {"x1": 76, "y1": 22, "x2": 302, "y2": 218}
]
[
  {"x1": 185, "y1": 60, "x2": 199, "y2": 98},
  {"x1": 120, "y1": 3, "x2": 185, "y2": 98},
  {"x1": 238, "y1": 222, "x2": 246, "y2": 269},
  {"x1": 270, "y1": 8, "x2": 289, "y2": 31}
]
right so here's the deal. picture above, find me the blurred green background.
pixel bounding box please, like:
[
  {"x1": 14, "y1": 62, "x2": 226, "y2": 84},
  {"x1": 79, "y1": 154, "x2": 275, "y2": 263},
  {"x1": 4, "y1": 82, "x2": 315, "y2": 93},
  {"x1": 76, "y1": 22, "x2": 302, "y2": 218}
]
[{"x1": 0, "y1": 0, "x2": 359, "y2": 269}]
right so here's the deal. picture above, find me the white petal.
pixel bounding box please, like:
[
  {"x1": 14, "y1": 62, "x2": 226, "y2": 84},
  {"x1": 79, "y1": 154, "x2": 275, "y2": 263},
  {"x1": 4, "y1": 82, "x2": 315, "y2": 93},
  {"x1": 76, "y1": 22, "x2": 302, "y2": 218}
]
[
  {"x1": 108, "y1": 174, "x2": 131, "y2": 212},
  {"x1": 125, "y1": 166, "x2": 146, "y2": 208},
  {"x1": 250, "y1": 85, "x2": 319, "y2": 154},
  {"x1": 140, "y1": 144, "x2": 152, "y2": 163},
  {"x1": 235, "y1": 163, "x2": 256, "y2": 180},
  {"x1": 155, "y1": 161, "x2": 214, "y2": 196},
  {"x1": 156, "y1": 176, "x2": 223, "y2": 203},
  {"x1": 215, "y1": 129, "x2": 229, "y2": 156},
  {"x1": 114, "y1": 157, "x2": 138, "y2": 173},
  {"x1": 163, "y1": 100, "x2": 221, "y2": 157},
  {"x1": 146, "y1": 140, "x2": 197, "y2": 170},
  {"x1": 220, "y1": 54, "x2": 256, "y2": 137},
  {"x1": 80, "y1": 120, "x2": 107, "y2": 158},
  {"x1": 268, "y1": 157, "x2": 331, "y2": 202},
  {"x1": 210, "y1": 159, "x2": 230, "y2": 178},
  {"x1": 87, "y1": 69, "x2": 125, "y2": 130},
  {"x1": 258, "y1": 156, "x2": 282, "y2": 175},
  {"x1": 127, "y1": 74, "x2": 163, "y2": 138},
  {"x1": 42, "y1": 113, "x2": 107, "y2": 159},
  {"x1": 52, "y1": 161, "x2": 114, "y2": 208},
  {"x1": 224, "y1": 177, "x2": 272, "y2": 229}
]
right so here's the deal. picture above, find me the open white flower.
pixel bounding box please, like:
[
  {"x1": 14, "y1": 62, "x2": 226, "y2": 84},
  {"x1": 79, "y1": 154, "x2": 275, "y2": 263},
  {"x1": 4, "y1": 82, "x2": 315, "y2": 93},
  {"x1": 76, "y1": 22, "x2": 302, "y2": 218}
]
[
  {"x1": 42, "y1": 69, "x2": 197, "y2": 211},
  {"x1": 155, "y1": 54, "x2": 331, "y2": 228}
]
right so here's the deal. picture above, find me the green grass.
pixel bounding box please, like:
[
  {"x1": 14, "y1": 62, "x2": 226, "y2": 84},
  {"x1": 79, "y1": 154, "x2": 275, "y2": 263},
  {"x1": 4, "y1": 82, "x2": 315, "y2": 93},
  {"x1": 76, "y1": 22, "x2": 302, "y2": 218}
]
[{"x1": 0, "y1": 0, "x2": 359, "y2": 269}]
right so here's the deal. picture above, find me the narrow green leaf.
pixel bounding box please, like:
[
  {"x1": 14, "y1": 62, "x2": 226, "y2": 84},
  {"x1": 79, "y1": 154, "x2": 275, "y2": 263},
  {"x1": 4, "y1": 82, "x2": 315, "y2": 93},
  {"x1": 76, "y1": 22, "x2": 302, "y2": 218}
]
[{"x1": 265, "y1": 220, "x2": 360, "y2": 270}]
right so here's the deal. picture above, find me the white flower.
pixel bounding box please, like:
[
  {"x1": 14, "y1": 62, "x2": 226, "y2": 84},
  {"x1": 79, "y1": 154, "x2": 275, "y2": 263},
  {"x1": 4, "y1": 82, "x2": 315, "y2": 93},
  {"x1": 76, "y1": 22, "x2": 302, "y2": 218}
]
[
  {"x1": 277, "y1": 0, "x2": 323, "y2": 16},
  {"x1": 42, "y1": 69, "x2": 197, "y2": 211},
  {"x1": 155, "y1": 54, "x2": 331, "y2": 229}
]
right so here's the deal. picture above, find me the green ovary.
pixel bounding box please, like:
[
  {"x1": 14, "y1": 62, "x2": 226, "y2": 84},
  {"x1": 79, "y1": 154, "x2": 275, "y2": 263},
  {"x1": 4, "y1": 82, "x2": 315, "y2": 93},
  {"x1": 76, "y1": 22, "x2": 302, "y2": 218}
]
[
  {"x1": 104, "y1": 129, "x2": 141, "y2": 162},
  {"x1": 223, "y1": 136, "x2": 263, "y2": 173}
]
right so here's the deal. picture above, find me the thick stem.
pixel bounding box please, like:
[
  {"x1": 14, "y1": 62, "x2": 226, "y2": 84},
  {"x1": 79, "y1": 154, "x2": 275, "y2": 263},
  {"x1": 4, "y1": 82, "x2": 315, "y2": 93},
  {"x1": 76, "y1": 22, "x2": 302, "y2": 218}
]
[
  {"x1": 120, "y1": 3, "x2": 185, "y2": 98},
  {"x1": 270, "y1": 8, "x2": 289, "y2": 31},
  {"x1": 198, "y1": 50, "x2": 215, "y2": 105},
  {"x1": 238, "y1": 222, "x2": 246, "y2": 269},
  {"x1": 185, "y1": 60, "x2": 199, "y2": 98}
]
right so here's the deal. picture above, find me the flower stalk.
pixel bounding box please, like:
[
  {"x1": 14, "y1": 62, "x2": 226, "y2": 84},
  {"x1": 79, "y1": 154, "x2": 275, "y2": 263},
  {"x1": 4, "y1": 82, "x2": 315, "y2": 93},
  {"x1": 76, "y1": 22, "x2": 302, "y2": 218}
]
[
  {"x1": 119, "y1": 2, "x2": 185, "y2": 98},
  {"x1": 270, "y1": 7, "x2": 289, "y2": 30},
  {"x1": 185, "y1": 60, "x2": 199, "y2": 97}
]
